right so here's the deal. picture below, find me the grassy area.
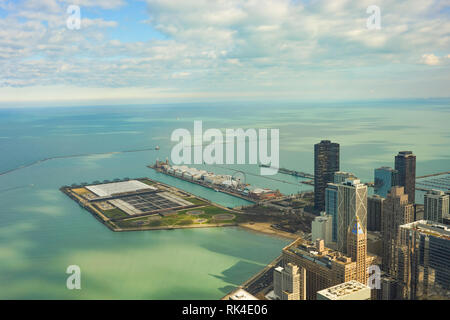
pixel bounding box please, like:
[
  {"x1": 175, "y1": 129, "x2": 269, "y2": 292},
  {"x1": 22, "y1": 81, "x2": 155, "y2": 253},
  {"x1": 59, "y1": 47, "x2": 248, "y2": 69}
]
[
  {"x1": 99, "y1": 207, "x2": 128, "y2": 220},
  {"x1": 115, "y1": 204, "x2": 236, "y2": 229},
  {"x1": 183, "y1": 197, "x2": 209, "y2": 206}
]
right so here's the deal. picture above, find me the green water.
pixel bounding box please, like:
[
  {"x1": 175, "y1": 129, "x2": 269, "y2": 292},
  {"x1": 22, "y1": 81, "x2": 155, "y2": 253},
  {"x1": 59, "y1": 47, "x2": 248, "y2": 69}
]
[{"x1": 0, "y1": 100, "x2": 449, "y2": 299}]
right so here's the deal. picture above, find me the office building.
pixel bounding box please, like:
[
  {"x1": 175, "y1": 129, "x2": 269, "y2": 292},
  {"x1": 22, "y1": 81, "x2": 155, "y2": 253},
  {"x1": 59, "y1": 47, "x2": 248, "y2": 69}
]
[
  {"x1": 395, "y1": 151, "x2": 416, "y2": 204},
  {"x1": 311, "y1": 212, "x2": 333, "y2": 247},
  {"x1": 326, "y1": 177, "x2": 368, "y2": 254},
  {"x1": 347, "y1": 216, "x2": 368, "y2": 285},
  {"x1": 335, "y1": 179, "x2": 368, "y2": 254},
  {"x1": 397, "y1": 220, "x2": 450, "y2": 300},
  {"x1": 374, "y1": 167, "x2": 398, "y2": 198},
  {"x1": 317, "y1": 280, "x2": 371, "y2": 300},
  {"x1": 325, "y1": 183, "x2": 339, "y2": 242},
  {"x1": 368, "y1": 195, "x2": 384, "y2": 232},
  {"x1": 273, "y1": 263, "x2": 306, "y2": 300},
  {"x1": 424, "y1": 190, "x2": 449, "y2": 224},
  {"x1": 314, "y1": 140, "x2": 340, "y2": 211},
  {"x1": 282, "y1": 238, "x2": 375, "y2": 300},
  {"x1": 381, "y1": 186, "x2": 414, "y2": 274}
]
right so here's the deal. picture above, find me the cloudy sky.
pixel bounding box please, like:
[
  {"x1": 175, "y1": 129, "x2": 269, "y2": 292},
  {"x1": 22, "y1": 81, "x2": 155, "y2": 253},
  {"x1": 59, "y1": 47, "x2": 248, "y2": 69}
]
[{"x1": 0, "y1": 0, "x2": 449, "y2": 106}]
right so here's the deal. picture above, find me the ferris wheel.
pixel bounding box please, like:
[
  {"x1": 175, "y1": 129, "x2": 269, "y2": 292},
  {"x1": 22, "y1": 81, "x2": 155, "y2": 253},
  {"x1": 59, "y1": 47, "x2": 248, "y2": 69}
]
[{"x1": 232, "y1": 171, "x2": 246, "y2": 187}]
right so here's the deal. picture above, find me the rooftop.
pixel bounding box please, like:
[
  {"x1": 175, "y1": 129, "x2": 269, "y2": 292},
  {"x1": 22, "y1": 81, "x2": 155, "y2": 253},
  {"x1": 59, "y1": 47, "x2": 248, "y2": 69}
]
[
  {"x1": 401, "y1": 220, "x2": 450, "y2": 241},
  {"x1": 317, "y1": 280, "x2": 370, "y2": 300},
  {"x1": 229, "y1": 289, "x2": 258, "y2": 300},
  {"x1": 284, "y1": 238, "x2": 353, "y2": 267},
  {"x1": 86, "y1": 180, "x2": 156, "y2": 197}
]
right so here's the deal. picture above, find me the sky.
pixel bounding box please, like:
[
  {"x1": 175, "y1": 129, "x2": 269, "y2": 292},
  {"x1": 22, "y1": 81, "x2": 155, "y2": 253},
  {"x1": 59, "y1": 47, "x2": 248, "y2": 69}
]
[{"x1": 0, "y1": 0, "x2": 449, "y2": 107}]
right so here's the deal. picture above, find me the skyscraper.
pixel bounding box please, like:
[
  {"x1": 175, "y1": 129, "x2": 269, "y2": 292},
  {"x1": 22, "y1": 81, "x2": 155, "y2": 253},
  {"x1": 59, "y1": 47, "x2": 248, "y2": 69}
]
[
  {"x1": 381, "y1": 186, "x2": 414, "y2": 274},
  {"x1": 395, "y1": 151, "x2": 416, "y2": 204},
  {"x1": 325, "y1": 183, "x2": 339, "y2": 242},
  {"x1": 368, "y1": 195, "x2": 384, "y2": 232},
  {"x1": 424, "y1": 189, "x2": 450, "y2": 223},
  {"x1": 273, "y1": 263, "x2": 306, "y2": 300},
  {"x1": 374, "y1": 167, "x2": 398, "y2": 198},
  {"x1": 311, "y1": 212, "x2": 333, "y2": 246},
  {"x1": 347, "y1": 216, "x2": 368, "y2": 285},
  {"x1": 314, "y1": 140, "x2": 340, "y2": 211},
  {"x1": 334, "y1": 178, "x2": 368, "y2": 254},
  {"x1": 397, "y1": 220, "x2": 450, "y2": 300}
]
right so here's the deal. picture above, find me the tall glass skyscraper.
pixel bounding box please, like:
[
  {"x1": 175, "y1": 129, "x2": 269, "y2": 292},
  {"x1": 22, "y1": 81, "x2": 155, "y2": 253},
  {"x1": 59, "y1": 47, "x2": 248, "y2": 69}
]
[
  {"x1": 314, "y1": 140, "x2": 339, "y2": 211},
  {"x1": 395, "y1": 151, "x2": 416, "y2": 204},
  {"x1": 374, "y1": 166, "x2": 398, "y2": 198}
]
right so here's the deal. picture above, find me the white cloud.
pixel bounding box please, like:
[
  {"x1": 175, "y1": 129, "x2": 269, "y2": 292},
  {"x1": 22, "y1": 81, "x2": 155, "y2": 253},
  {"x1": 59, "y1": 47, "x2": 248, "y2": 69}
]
[
  {"x1": 421, "y1": 53, "x2": 440, "y2": 65},
  {"x1": 0, "y1": 0, "x2": 449, "y2": 104}
]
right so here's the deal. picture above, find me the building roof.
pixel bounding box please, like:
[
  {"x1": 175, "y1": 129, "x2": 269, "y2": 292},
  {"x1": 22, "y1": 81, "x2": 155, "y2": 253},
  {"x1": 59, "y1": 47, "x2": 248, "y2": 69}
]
[
  {"x1": 317, "y1": 280, "x2": 371, "y2": 300},
  {"x1": 86, "y1": 180, "x2": 156, "y2": 197},
  {"x1": 229, "y1": 289, "x2": 258, "y2": 300}
]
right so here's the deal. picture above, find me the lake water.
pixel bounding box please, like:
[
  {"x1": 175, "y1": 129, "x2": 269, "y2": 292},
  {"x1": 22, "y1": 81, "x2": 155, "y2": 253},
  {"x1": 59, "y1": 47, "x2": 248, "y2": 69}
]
[{"x1": 0, "y1": 100, "x2": 449, "y2": 299}]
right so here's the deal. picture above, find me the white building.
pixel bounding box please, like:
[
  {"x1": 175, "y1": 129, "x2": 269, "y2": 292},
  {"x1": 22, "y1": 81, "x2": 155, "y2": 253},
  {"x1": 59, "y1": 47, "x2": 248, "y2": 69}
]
[
  {"x1": 424, "y1": 189, "x2": 450, "y2": 223},
  {"x1": 273, "y1": 263, "x2": 306, "y2": 300},
  {"x1": 311, "y1": 212, "x2": 333, "y2": 247}
]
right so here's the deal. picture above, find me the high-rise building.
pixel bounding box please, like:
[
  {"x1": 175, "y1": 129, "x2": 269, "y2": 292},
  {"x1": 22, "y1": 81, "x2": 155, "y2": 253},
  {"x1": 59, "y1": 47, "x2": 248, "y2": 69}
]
[
  {"x1": 326, "y1": 177, "x2": 367, "y2": 252},
  {"x1": 273, "y1": 263, "x2": 306, "y2": 300},
  {"x1": 397, "y1": 220, "x2": 450, "y2": 300},
  {"x1": 335, "y1": 178, "x2": 368, "y2": 254},
  {"x1": 395, "y1": 151, "x2": 416, "y2": 204},
  {"x1": 325, "y1": 183, "x2": 339, "y2": 242},
  {"x1": 381, "y1": 187, "x2": 414, "y2": 274},
  {"x1": 368, "y1": 195, "x2": 384, "y2": 232},
  {"x1": 424, "y1": 190, "x2": 450, "y2": 224},
  {"x1": 311, "y1": 212, "x2": 333, "y2": 247},
  {"x1": 374, "y1": 167, "x2": 398, "y2": 198},
  {"x1": 333, "y1": 171, "x2": 356, "y2": 184},
  {"x1": 314, "y1": 140, "x2": 340, "y2": 211},
  {"x1": 347, "y1": 216, "x2": 368, "y2": 285},
  {"x1": 316, "y1": 280, "x2": 371, "y2": 300},
  {"x1": 282, "y1": 237, "x2": 375, "y2": 300}
]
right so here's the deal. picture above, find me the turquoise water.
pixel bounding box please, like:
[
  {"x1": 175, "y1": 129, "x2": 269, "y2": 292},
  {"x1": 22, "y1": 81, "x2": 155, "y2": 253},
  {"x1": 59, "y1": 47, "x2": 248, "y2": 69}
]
[{"x1": 0, "y1": 100, "x2": 449, "y2": 299}]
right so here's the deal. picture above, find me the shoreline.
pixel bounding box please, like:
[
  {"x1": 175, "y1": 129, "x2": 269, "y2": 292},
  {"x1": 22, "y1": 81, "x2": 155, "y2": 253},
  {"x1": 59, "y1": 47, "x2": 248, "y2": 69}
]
[{"x1": 238, "y1": 222, "x2": 299, "y2": 241}]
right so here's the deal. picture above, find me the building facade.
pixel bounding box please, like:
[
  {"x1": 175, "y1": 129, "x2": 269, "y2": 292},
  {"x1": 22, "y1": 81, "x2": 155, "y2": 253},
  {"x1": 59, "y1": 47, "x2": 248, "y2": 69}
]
[
  {"x1": 311, "y1": 212, "x2": 333, "y2": 247},
  {"x1": 374, "y1": 166, "x2": 398, "y2": 198},
  {"x1": 282, "y1": 238, "x2": 375, "y2": 300},
  {"x1": 325, "y1": 183, "x2": 339, "y2": 242},
  {"x1": 424, "y1": 190, "x2": 450, "y2": 224},
  {"x1": 335, "y1": 179, "x2": 368, "y2": 254},
  {"x1": 314, "y1": 140, "x2": 340, "y2": 211},
  {"x1": 397, "y1": 220, "x2": 450, "y2": 300},
  {"x1": 381, "y1": 186, "x2": 414, "y2": 274},
  {"x1": 368, "y1": 195, "x2": 384, "y2": 232},
  {"x1": 273, "y1": 263, "x2": 306, "y2": 300},
  {"x1": 395, "y1": 151, "x2": 416, "y2": 204}
]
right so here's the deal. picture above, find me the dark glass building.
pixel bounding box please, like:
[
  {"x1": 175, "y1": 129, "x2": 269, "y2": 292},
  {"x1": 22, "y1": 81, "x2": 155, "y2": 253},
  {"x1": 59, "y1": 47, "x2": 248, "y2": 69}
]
[
  {"x1": 314, "y1": 140, "x2": 339, "y2": 211},
  {"x1": 395, "y1": 151, "x2": 416, "y2": 204},
  {"x1": 374, "y1": 166, "x2": 398, "y2": 198},
  {"x1": 368, "y1": 194, "x2": 384, "y2": 232}
]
